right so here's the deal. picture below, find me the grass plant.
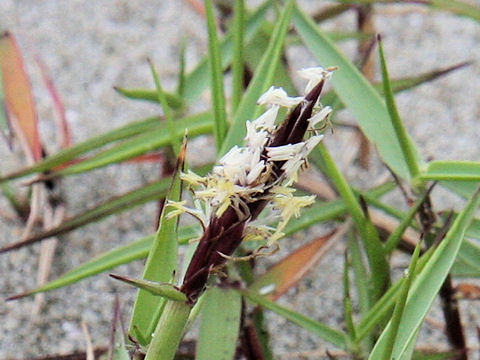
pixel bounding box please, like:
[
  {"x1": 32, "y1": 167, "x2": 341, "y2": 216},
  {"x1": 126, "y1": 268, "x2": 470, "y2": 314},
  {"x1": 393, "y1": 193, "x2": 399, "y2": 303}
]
[{"x1": 2, "y1": 1, "x2": 480, "y2": 359}]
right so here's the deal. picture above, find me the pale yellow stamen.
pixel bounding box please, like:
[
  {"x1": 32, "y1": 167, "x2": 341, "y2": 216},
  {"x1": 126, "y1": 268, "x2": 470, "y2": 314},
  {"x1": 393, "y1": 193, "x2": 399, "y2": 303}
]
[
  {"x1": 181, "y1": 170, "x2": 206, "y2": 186},
  {"x1": 165, "y1": 200, "x2": 189, "y2": 219}
]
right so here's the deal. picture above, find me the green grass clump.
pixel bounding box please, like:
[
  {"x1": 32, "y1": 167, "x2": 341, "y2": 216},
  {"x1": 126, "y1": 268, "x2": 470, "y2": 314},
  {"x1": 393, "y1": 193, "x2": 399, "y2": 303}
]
[{"x1": 2, "y1": 1, "x2": 480, "y2": 359}]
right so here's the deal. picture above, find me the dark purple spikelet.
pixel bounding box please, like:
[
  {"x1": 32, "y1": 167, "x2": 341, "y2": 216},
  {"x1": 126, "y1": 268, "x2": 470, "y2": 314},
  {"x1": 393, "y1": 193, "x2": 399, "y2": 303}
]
[{"x1": 177, "y1": 68, "x2": 333, "y2": 303}]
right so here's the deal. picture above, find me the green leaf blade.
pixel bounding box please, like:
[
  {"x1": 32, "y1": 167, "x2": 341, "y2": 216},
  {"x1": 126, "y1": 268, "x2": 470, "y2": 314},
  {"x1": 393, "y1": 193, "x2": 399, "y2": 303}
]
[
  {"x1": 196, "y1": 288, "x2": 242, "y2": 360},
  {"x1": 356, "y1": 245, "x2": 436, "y2": 342},
  {"x1": 11, "y1": 182, "x2": 394, "y2": 299},
  {"x1": 0, "y1": 179, "x2": 170, "y2": 254},
  {"x1": 242, "y1": 290, "x2": 348, "y2": 350},
  {"x1": 383, "y1": 187, "x2": 432, "y2": 254},
  {"x1": 0, "y1": 115, "x2": 161, "y2": 182},
  {"x1": 113, "y1": 86, "x2": 184, "y2": 109},
  {"x1": 293, "y1": 5, "x2": 421, "y2": 179},
  {"x1": 7, "y1": 225, "x2": 202, "y2": 301},
  {"x1": 368, "y1": 185, "x2": 480, "y2": 359},
  {"x1": 421, "y1": 160, "x2": 480, "y2": 181},
  {"x1": 148, "y1": 60, "x2": 181, "y2": 154},
  {"x1": 231, "y1": 0, "x2": 245, "y2": 113},
  {"x1": 182, "y1": 0, "x2": 271, "y2": 104},
  {"x1": 381, "y1": 242, "x2": 422, "y2": 360},
  {"x1": 316, "y1": 143, "x2": 390, "y2": 303},
  {"x1": 110, "y1": 274, "x2": 187, "y2": 302},
  {"x1": 55, "y1": 111, "x2": 212, "y2": 176},
  {"x1": 378, "y1": 36, "x2": 420, "y2": 178},
  {"x1": 128, "y1": 143, "x2": 186, "y2": 345},
  {"x1": 205, "y1": 0, "x2": 228, "y2": 150}
]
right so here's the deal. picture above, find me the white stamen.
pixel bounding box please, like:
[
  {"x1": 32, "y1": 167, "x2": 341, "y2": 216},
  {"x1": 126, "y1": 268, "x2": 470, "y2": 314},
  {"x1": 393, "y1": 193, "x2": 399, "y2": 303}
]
[
  {"x1": 247, "y1": 160, "x2": 265, "y2": 184},
  {"x1": 212, "y1": 165, "x2": 224, "y2": 177},
  {"x1": 308, "y1": 106, "x2": 332, "y2": 129},
  {"x1": 245, "y1": 121, "x2": 268, "y2": 149},
  {"x1": 219, "y1": 145, "x2": 242, "y2": 166},
  {"x1": 258, "y1": 86, "x2": 303, "y2": 108},
  {"x1": 266, "y1": 143, "x2": 304, "y2": 161},
  {"x1": 251, "y1": 105, "x2": 279, "y2": 131},
  {"x1": 282, "y1": 158, "x2": 303, "y2": 180},
  {"x1": 280, "y1": 135, "x2": 324, "y2": 179},
  {"x1": 298, "y1": 66, "x2": 333, "y2": 94},
  {"x1": 219, "y1": 146, "x2": 250, "y2": 184},
  {"x1": 249, "y1": 147, "x2": 261, "y2": 170},
  {"x1": 303, "y1": 135, "x2": 324, "y2": 154}
]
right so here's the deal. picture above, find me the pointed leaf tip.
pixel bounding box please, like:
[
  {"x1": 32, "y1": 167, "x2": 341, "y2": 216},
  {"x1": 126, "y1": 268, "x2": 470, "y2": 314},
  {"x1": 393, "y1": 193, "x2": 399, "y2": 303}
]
[
  {"x1": 0, "y1": 31, "x2": 42, "y2": 161},
  {"x1": 109, "y1": 274, "x2": 187, "y2": 302},
  {"x1": 6, "y1": 292, "x2": 28, "y2": 301}
]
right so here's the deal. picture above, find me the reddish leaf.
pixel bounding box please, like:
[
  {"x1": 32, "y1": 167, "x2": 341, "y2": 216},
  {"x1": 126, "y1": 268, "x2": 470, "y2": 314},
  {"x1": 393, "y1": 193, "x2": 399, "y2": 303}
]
[
  {"x1": 0, "y1": 32, "x2": 41, "y2": 162},
  {"x1": 186, "y1": 0, "x2": 205, "y2": 16},
  {"x1": 248, "y1": 226, "x2": 347, "y2": 301},
  {"x1": 455, "y1": 283, "x2": 480, "y2": 300},
  {"x1": 35, "y1": 53, "x2": 71, "y2": 149}
]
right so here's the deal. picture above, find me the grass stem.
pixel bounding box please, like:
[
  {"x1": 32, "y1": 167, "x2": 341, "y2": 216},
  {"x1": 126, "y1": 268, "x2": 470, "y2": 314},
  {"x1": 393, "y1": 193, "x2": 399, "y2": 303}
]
[{"x1": 144, "y1": 300, "x2": 191, "y2": 360}]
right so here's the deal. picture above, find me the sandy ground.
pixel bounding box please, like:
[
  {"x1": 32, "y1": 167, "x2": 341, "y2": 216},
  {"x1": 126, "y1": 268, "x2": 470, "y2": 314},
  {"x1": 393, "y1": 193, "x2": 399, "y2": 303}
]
[{"x1": 1, "y1": 0, "x2": 480, "y2": 358}]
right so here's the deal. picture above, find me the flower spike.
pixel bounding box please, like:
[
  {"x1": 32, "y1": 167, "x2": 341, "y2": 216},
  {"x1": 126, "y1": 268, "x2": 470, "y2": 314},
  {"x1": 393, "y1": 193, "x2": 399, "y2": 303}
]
[{"x1": 172, "y1": 66, "x2": 334, "y2": 303}]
